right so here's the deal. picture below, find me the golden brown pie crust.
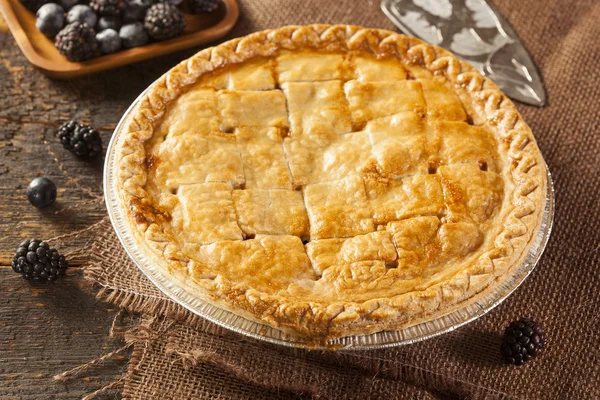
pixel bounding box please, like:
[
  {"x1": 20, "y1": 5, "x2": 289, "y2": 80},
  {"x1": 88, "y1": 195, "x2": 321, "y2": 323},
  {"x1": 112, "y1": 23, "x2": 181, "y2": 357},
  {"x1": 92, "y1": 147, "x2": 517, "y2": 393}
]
[{"x1": 117, "y1": 25, "x2": 547, "y2": 341}]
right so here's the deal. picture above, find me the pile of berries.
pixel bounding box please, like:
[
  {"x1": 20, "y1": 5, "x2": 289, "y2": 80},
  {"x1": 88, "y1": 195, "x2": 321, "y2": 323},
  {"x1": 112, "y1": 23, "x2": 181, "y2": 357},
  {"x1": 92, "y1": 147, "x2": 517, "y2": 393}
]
[
  {"x1": 12, "y1": 119, "x2": 107, "y2": 282},
  {"x1": 23, "y1": 0, "x2": 220, "y2": 61}
]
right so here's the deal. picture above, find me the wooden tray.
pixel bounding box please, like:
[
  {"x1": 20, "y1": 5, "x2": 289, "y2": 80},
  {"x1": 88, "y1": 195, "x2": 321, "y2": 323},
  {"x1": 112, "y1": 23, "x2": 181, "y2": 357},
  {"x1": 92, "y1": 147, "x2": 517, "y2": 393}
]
[{"x1": 0, "y1": 0, "x2": 238, "y2": 79}]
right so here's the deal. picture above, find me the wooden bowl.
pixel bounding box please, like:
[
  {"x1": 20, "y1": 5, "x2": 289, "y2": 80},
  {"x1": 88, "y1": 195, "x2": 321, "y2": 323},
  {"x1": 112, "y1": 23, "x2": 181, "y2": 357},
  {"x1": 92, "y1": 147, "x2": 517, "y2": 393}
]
[{"x1": 0, "y1": 0, "x2": 238, "y2": 79}]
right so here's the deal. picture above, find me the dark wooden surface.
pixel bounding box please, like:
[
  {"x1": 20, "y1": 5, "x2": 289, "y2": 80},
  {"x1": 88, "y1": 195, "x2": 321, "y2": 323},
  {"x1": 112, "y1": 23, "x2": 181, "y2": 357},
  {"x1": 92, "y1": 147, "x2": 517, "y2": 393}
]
[{"x1": 0, "y1": 13, "x2": 211, "y2": 399}]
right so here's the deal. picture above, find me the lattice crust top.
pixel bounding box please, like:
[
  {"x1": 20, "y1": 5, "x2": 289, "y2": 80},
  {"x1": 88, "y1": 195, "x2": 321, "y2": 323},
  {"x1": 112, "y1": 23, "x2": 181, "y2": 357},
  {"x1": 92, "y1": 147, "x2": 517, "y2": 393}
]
[{"x1": 118, "y1": 25, "x2": 547, "y2": 340}]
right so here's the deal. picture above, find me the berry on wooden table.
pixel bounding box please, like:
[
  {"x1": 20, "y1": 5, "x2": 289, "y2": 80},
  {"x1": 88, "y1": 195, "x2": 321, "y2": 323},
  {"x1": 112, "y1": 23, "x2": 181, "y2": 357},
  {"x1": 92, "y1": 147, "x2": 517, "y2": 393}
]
[
  {"x1": 26, "y1": 177, "x2": 57, "y2": 209},
  {"x1": 11, "y1": 240, "x2": 68, "y2": 282},
  {"x1": 501, "y1": 319, "x2": 546, "y2": 366},
  {"x1": 57, "y1": 120, "x2": 103, "y2": 159}
]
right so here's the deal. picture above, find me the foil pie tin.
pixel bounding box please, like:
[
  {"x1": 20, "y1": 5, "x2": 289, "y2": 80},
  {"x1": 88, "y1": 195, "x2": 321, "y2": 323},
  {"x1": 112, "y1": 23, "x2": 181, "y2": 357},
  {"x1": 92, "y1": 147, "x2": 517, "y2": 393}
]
[{"x1": 104, "y1": 86, "x2": 554, "y2": 350}]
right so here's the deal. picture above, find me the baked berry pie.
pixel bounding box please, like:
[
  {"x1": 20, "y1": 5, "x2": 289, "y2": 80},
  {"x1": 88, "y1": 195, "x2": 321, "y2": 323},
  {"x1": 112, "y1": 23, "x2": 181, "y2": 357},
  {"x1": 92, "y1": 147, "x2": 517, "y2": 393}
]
[{"x1": 117, "y1": 25, "x2": 547, "y2": 340}]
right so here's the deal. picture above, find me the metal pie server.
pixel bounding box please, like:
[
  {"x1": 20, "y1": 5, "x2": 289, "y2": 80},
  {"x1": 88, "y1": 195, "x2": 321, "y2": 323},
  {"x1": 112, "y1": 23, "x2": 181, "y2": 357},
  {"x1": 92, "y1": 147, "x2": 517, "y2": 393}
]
[{"x1": 381, "y1": 0, "x2": 546, "y2": 106}]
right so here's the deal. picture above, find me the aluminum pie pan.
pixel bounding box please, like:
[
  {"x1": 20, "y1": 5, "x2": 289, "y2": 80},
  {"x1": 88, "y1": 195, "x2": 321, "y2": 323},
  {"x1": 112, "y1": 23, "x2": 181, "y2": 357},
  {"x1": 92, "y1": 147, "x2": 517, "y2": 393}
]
[{"x1": 104, "y1": 86, "x2": 554, "y2": 351}]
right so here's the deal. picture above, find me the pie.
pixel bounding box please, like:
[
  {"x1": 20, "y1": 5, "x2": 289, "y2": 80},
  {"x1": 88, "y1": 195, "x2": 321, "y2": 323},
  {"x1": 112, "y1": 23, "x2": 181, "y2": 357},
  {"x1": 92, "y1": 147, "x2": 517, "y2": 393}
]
[{"x1": 117, "y1": 25, "x2": 547, "y2": 341}]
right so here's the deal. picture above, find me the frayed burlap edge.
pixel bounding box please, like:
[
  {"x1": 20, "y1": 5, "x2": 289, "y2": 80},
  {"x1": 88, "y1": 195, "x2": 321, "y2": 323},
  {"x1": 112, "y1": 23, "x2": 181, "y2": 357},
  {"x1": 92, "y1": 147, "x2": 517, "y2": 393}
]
[
  {"x1": 51, "y1": 217, "x2": 515, "y2": 400},
  {"x1": 49, "y1": 218, "x2": 448, "y2": 399}
]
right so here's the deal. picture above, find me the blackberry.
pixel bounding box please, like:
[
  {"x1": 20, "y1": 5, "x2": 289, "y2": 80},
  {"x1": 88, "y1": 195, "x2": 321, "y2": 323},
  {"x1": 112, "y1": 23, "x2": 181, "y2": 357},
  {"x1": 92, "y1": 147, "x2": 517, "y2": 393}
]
[
  {"x1": 89, "y1": 0, "x2": 124, "y2": 16},
  {"x1": 19, "y1": 0, "x2": 48, "y2": 12},
  {"x1": 11, "y1": 239, "x2": 68, "y2": 282},
  {"x1": 188, "y1": 0, "x2": 218, "y2": 13},
  {"x1": 143, "y1": 2, "x2": 185, "y2": 41},
  {"x1": 57, "y1": 120, "x2": 103, "y2": 159},
  {"x1": 57, "y1": 120, "x2": 78, "y2": 143},
  {"x1": 55, "y1": 22, "x2": 99, "y2": 62},
  {"x1": 501, "y1": 318, "x2": 546, "y2": 366}
]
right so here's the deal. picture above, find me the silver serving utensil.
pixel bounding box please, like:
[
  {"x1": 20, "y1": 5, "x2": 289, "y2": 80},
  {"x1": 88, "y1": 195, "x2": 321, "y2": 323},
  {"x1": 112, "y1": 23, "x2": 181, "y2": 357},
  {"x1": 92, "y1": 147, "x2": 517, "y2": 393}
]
[{"x1": 381, "y1": 0, "x2": 546, "y2": 106}]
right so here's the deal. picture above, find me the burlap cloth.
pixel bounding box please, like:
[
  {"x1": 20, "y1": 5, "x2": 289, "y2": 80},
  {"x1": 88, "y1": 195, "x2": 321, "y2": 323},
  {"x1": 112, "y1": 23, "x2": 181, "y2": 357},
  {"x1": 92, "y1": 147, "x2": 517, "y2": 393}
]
[{"x1": 55, "y1": 0, "x2": 600, "y2": 398}]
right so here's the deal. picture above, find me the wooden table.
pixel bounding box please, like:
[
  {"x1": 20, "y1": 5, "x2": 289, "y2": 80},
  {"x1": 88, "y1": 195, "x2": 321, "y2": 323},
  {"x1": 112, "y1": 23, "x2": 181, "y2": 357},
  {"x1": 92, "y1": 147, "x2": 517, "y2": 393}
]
[{"x1": 0, "y1": 14, "x2": 211, "y2": 398}]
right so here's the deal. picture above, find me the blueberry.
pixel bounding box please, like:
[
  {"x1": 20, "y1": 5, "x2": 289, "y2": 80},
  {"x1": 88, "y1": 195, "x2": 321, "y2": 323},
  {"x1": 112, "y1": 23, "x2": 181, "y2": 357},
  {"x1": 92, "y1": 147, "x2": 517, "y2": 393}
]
[
  {"x1": 119, "y1": 22, "x2": 148, "y2": 48},
  {"x1": 97, "y1": 16, "x2": 121, "y2": 31},
  {"x1": 67, "y1": 4, "x2": 97, "y2": 28},
  {"x1": 26, "y1": 177, "x2": 57, "y2": 209},
  {"x1": 35, "y1": 3, "x2": 65, "y2": 37},
  {"x1": 57, "y1": 0, "x2": 77, "y2": 8},
  {"x1": 96, "y1": 29, "x2": 121, "y2": 54},
  {"x1": 123, "y1": 0, "x2": 153, "y2": 22}
]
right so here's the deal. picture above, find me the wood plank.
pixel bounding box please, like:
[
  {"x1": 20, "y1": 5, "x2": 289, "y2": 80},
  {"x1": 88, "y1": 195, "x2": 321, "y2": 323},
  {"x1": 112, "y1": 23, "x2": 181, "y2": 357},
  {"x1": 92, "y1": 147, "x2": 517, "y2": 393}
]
[
  {"x1": 0, "y1": 266, "x2": 127, "y2": 399},
  {"x1": 0, "y1": 25, "x2": 198, "y2": 398}
]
